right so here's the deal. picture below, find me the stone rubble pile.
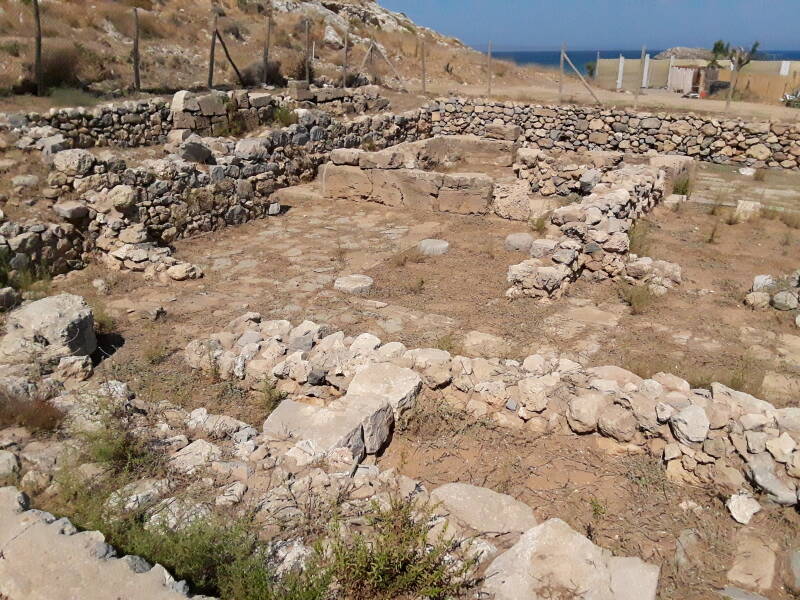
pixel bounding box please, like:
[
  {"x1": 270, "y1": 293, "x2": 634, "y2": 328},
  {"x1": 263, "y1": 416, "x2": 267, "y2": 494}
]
[
  {"x1": 745, "y1": 271, "x2": 800, "y2": 315},
  {"x1": 184, "y1": 312, "x2": 800, "y2": 520},
  {"x1": 506, "y1": 164, "x2": 678, "y2": 298},
  {"x1": 430, "y1": 97, "x2": 800, "y2": 170}
]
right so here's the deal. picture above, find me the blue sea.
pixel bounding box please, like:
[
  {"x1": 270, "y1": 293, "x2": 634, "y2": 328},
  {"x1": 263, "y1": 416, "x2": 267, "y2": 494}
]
[{"x1": 492, "y1": 50, "x2": 800, "y2": 75}]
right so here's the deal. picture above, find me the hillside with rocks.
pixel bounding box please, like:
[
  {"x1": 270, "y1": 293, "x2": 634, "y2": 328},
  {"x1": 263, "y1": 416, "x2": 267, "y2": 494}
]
[{"x1": 0, "y1": 0, "x2": 552, "y2": 96}]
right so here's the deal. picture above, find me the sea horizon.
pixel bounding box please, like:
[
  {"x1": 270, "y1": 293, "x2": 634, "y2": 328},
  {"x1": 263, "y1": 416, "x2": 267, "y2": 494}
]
[{"x1": 486, "y1": 49, "x2": 800, "y2": 76}]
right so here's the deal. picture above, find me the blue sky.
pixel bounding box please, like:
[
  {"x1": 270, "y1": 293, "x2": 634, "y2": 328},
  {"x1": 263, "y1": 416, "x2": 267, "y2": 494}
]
[{"x1": 380, "y1": 0, "x2": 799, "y2": 51}]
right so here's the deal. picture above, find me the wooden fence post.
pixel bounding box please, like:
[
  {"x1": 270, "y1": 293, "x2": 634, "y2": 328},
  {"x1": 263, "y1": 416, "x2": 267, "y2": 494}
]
[
  {"x1": 558, "y1": 42, "x2": 565, "y2": 102},
  {"x1": 563, "y1": 51, "x2": 602, "y2": 105},
  {"x1": 132, "y1": 8, "x2": 141, "y2": 91},
  {"x1": 305, "y1": 19, "x2": 311, "y2": 83},
  {"x1": 215, "y1": 28, "x2": 246, "y2": 87},
  {"x1": 421, "y1": 37, "x2": 426, "y2": 94},
  {"x1": 208, "y1": 14, "x2": 218, "y2": 89},
  {"x1": 263, "y1": 11, "x2": 272, "y2": 86},
  {"x1": 32, "y1": 0, "x2": 43, "y2": 96},
  {"x1": 634, "y1": 45, "x2": 645, "y2": 109},
  {"x1": 487, "y1": 40, "x2": 493, "y2": 97},
  {"x1": 726, "y1": 68, "x2": 738, "y2": 112},
  {"x1": 342, "y1": 27, "x2": 349, "y2": 88}
]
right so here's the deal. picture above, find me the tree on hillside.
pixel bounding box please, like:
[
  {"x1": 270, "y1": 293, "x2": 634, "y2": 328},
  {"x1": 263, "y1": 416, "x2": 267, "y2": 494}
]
[
  {"x1": 708, "y1": 40, "x2": 730, "y2": 69},
  {"x1": 726, "y1": 41, "x2": 760, "y2": 110}
]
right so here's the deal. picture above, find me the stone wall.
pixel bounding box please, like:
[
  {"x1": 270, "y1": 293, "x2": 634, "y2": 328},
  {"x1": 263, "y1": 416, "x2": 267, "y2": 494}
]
[
  {"x1": 0, "y1": 107, "x2": 430, "y2": 285},
  {"x1": 506, "y1": 164, "x2": 675, "y2": 299},
  {"x1": 184, "y1": 312, "x2": 800, "y2": 520},
  {"x1": 429, "y1": 98, "x2": 800, "y2": 170},
  {"x1": 7, "y1": 87, "x2": 391, "y2": 152}
]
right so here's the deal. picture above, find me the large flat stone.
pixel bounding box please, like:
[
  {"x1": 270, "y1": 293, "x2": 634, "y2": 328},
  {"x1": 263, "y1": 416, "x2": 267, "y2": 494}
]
[
  {"x1": 0, "y1": 487, "x2": 188, "y2": 600},
  {"x1": 483, "y1": 518, "x2": 659, "y2": 600},
  {"x1": 430, "y1": 483, "x2": 537, "y2": 534}
]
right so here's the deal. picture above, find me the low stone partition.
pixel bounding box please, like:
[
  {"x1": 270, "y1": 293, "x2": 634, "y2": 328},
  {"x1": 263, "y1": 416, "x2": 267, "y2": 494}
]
[
  {"x1": 12, "y1": 98, "x2": 171, "y2": 152},
  {"x1": 170, "y1": 86, "x2": 388, "y2": 138},
  {"x1": 430, "y1": 97, "x2": 800, "y2": 170},
  {"x1": 184, "y1": 312, "x2": 800, "y2": 523},
  {"x1": 0, "y1": 219, "x2": 89, "y2": 278},
  {"x1": 506, "y1": 164, "x2": 673, "y2": 299},
  {"x1": 4, "y1": 87, "x2": 391, "y2": 153},
  {"x1": 321, "y1": 135, "x2": 519, "y2": 216}
]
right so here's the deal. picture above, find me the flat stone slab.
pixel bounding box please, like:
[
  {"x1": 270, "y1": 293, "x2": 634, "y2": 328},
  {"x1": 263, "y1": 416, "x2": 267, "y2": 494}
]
[
  {"x1": 418, "y1": 238, "x2": 450, "y2": 256},
  {"x1": 431, "y1": 483, "x2": 537, "y2": 534},
  {"x1": 483, "y1": 518, "x2": 659, "y2": 600},
  {"x1": 334, "y1": 274, "x2": 374, "y2": 295},
  {"x1": 0, "y1": 487, "x2": 189, "y2": 600},
  {"x1": 505, "y1": 232, "x2": 534, "y2": 252}
]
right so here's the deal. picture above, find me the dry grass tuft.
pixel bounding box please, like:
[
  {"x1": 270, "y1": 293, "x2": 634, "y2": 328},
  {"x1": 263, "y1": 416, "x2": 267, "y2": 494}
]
[
  {"x1": 0, "y1": 393, "x2": 65, "y2": 433},
  {"x1": 617, "y1": 282, "x2": 656, "y2": 315}
]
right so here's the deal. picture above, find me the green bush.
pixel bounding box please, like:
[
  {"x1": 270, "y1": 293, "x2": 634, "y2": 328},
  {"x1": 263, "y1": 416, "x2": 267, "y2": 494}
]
[
  {"x1": 273, "y1": 106, "x2": 298, "y2": 127},
  {"x1": 628, "y1": 220, "x2": 651, "y2": 256},
  {"x1": 672, "y1": 174, "x2": 691, "y2": 196},
  {"x1": 324, "y1": 496, "x2": 476, "y2": 600}
]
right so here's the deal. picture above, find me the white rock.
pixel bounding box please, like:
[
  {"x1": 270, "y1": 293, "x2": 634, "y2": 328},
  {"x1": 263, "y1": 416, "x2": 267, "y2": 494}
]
[
  {"x1": 430, "y1": 483, "x2": 537, "y2": 534},
  {"x1": 334, "y1": 274, "x2": 373, "y2": 295},
  {"x1": 418, "y1": 238, "x2": 450, "y2": 256},
  {"x1": 483, "y1": 518, "x2": 659, "y2": 600},
  {"x1": 670, "y1": 405, "x2": 710, "y2": 444},
  {"x1": 726, "y1": 492, "x2": 762, "y2": 525}
]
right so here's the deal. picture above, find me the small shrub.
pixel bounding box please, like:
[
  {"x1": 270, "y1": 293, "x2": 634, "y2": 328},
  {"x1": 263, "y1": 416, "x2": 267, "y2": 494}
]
[
  {"x1": 782, "y1": 212, "x2": 800, "y2": 230},
  {"x1": 0, "y1": 392, "x2": 64, "y2": 433},
  {"x1": 80, "y1": 406, "x2": 163, "y2": 474},
  {"x1": 628, "y1": 220, "x2": 651, "y2": 256},
  {"x1": 529, "y1": 214, "x2": 549, "y2": 234},
  {"x1": 35, "y1": 43, "x2": 82, "y2": 89},
  {"x1": 589, "y1": 497, "x2": 606, "y2": 519},
  {"x1": 706, "y1": 222, "x2": 720, "y2": 244},
  {"x1": 290, "y1": 56, "x2": 314, "y2": 82},
  {"x1": 260, "y1": 378, "x2": 286, "y2": 417},
  {"x1": 433, "y1": 333, "x2": 459, "y2": 354},
  {"x1": 390, "y1": 249, "x2": 427, "y2": 268},
  {"x1": 89, "y1": 298, "x2": 117, "y2": 335},
  {"x1": 324, "y1": 496, "x2": 477, "y2": 600},
  {"x1": 242, "y1": 59, "x2": 287, "y2": 87},
  {"x1": 142, "y1": 339, "x2": 171, "y2": 366},
  {"x1": 410, "y1": 277, "x2": 425, "y2": 294},
  {"x1": 0, "y1": 41, "x2": 21, "y2": 57},
  {"x1": 672, "y1": 174, "x2": 691, "y2": 196},
  {"x1": 273, "y1": 106, "x2": 297, "y2": 127},
  {"x1": 617, "y1": 282, "x2": 655, "y2": 315}
]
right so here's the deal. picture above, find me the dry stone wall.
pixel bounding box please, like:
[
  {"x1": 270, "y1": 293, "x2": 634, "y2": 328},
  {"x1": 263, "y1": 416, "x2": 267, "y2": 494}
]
[
  {"x1": 429, "y1": 98, "x2": 800, "y2": 170},
  {"x1": 6, "y1": 87, "x2": 391, "y2": 152},
  {"x1": 0, "y1": 102, "x2": 429, "y2": 286},
  {"x1": 506, "y1": 164, "x2": 675, "y2": 299},
  {"x1": 184, "y1": 311, "x2": 800, "y2": 522}
]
